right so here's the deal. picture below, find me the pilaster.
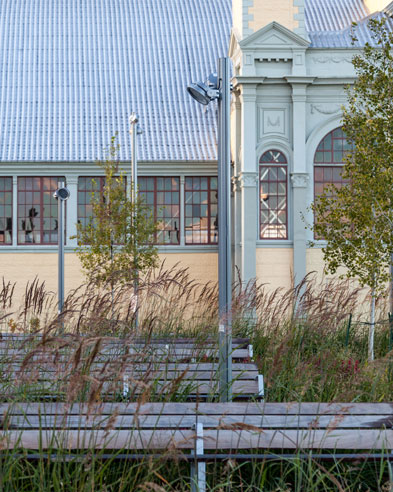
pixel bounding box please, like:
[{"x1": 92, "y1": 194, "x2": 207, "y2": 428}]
[
  {"x1": 65, "y1": 175, "x2": 78, "y2": 247},
  {"x1": 237, "y1": 85, "x2": 258, "y2": 285},
  {"x1": 180, "y1": 176, "x2": 185, "y2": 246},
  {"x1": 286, "y1": 79, "x2": 312, "y2": 285},
  {"x1": 231, "y1": 93, "x2": 243, "y2": 276},
  {"x1": 239, "y1": 172, "x2": 258, "y2": 284},
  {"x1": 290, "y1": 172, "x2": 309, "y2": 284},
  {"x1": 12, "y1": 176, "x2": 17, "y2": 246}
]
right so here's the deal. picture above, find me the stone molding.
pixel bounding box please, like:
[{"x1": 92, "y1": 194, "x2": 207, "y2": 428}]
[
  {"x1": 65, "y1": 175, "x2": 79, "y2": 185},
  {"x1": 310, "y1": 103, "x2": 341, "y2": 115},
  {"x1": 290, "y1": 172, "x2": 309, "y2": 188},
  {"x1": 238, "y1": 172, "x2": 259, "y2": 188}
]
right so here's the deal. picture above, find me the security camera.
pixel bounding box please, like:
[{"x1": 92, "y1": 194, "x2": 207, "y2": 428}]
[
  {"x1": 53, "y1": 187, "x2": 70, "y2": 201},
  {"x1": 129, "y1": 112, "x2": 139, "y2": 124}
]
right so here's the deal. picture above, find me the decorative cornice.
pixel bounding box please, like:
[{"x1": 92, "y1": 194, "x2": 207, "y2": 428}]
[
  {"x1": 290, "y1": 173, "x2": 309, "y2": 188},
  {"x1": 310, "y1": 55, "x2": 353, "y2": 64},
  {"x1": 65, "y1": 175, "x2": 79, "y2": 185},
  {"x1": 238, "y1": 172, "x2": 258, "y2": 188},
  {"x1": 310, "y1": 103, "x2": 341, "y2": 115}
]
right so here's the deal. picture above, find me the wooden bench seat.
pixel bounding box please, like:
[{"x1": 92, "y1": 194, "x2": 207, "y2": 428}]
[
  {"x1": 0, "y1": 335, "x2": 264, "y2": 401},
  {"x1": 1, "y1": 402, "x2": 392, "y2": 491}
]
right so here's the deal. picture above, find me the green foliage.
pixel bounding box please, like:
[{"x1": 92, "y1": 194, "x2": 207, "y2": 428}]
[
  {"x1": 311, "y1": 18, "x2": 393, "y2": 294},
  {"x1": 73, "y1": 136, "x2": 158, "y2": 286}
]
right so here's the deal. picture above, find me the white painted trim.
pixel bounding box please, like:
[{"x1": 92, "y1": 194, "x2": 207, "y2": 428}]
[{"x1": 0, "y1": 245, "x2": 219, "y2": 254}]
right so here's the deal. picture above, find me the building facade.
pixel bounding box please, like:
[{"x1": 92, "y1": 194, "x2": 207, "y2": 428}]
[{"x1": 0, "y1": 0, "x2": 392, "y2": 302}]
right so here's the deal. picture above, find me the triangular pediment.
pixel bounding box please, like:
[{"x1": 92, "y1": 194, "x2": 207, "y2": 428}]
[{"x1": 239, "y1": 22, "x2": 309, "y2": 49}]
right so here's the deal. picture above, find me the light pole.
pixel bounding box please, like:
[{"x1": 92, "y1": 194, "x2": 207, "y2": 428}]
[
  {"x1": 129, "y1": 113, "x2": 143, "y2": 330},
  {"x1": 53, "y1": 181, "x2": 70, "y2": 319},
  {"x1": 187, "y1": 57, "x2": 232, "y2": 402}
]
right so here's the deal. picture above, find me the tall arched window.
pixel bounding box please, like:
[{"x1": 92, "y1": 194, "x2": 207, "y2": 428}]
[
  {"x1": 314, "y1": 127, "x2": 351, "y2": 200},
  {"x1": 259, "y1": 150, "x2": 288, "y2": 240}
]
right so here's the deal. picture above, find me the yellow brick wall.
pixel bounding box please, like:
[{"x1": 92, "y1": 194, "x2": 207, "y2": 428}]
[
  {"x1": 364, "y1": 0, "x2": 391, "y2": 13},
  {"x1": 248, "y1": 0, "x2": 299, "y2": 33},
  {"x1": 255, "y1": 248, "x2": 293, "y2": 291},
  {"x1": 0, "y1": 252, "x2": 218, "y2": 308}
]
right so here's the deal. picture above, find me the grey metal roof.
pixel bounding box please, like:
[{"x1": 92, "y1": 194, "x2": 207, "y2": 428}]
[
  {"x1": 0, "y1": 0, "x2": 231, "y2": 162},
  {"x1": 305, "y1": 0, "x2": 393, "y2": 47},
  {"x1": 0, "y1": 0, "x2": 391, "y2": 163},
  {"x1": 305, "y1": 0, "x2": 369, "y2": 32}
]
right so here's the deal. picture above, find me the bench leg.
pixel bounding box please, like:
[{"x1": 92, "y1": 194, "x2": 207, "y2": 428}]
[{"x1": 191, "y1": 423, "x2": 206, "y2": 492}]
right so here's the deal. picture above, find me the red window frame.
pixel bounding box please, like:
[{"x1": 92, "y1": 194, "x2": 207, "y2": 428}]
[
  {"x1": 185, "y1": 176, "x2": 218, "y2": 245},
  {"x1": 313, "y1": 128, "x2": 352, "y2": 239},
  {"x1": 77, "y1": 177, "x2": 105, "y2": 229},
  {"x1": 17, "y1": 177, "x2": 64, "y2": 245},
  {"x1": 259, "y1": 150, "x2": 288, "y2": 240},
  {"x1": 314, "y1": 128, "x2": 351, "y2": 199},
  {"x1": 139, "y1": 177, "x2": 180, "y2": 245},
  {"x1": 0, "y1": 177, "x2": 12, "y2": 245}
]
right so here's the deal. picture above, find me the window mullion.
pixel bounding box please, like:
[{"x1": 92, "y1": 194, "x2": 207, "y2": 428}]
[
  {"x1": 180, "y1": 176, "x2": 185, "y2": 246},
  {"x1": 12, "y1": 177, "x2": 17, "y2": 246}
]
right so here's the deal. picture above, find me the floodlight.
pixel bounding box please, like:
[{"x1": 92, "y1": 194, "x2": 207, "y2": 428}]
[
  {"x1": 129, "y1": 112, "x2": 139, "y2": 124},
  {"x1": 187, "y1": 73, "x2": 219, "y2": 105},
  {"x1": 53, "y1": 187, "x2": 70, "y2": 201}
]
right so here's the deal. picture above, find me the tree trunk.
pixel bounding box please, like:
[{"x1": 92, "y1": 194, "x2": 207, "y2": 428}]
[
  {"x1": 390, "y1": 253, "x2": 393, "y2": 314},
  {"x1": 369, "y1": 286, "x2": 375, "y2": 362}
]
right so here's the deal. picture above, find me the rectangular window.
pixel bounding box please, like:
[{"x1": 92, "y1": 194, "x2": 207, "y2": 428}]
[
  {"x1": 314, "y1": 166, "x2": 349, "y2": 200},
  {"x1": 314, "y1": 166, "x2": 350, "y2": 240},
  {"x1": 185, "y1": 176, "x2": 218, "y2": 245},
  {"x1": 77, "y1": 177, "x2": 105, "y2": 229},
  {"x1": 139, "y1": 177, "x2": 180, "y2": 245},
  {"x1": 0, "y1": 177, "x2": 12, "y2": 245},
  {"x1": 260, "y1": 166, "x2": 288, "y2": 240},
  {"x1": 18, "y1": 177, "x2": 64, "y2": 245}
]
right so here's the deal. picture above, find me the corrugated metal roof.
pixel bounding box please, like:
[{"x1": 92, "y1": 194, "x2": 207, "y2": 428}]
[
  {"x1": 0, "y1": 0, "x2": 391, "y2": 163},
  {"x1": 0, "y1": 0, "x2": 231, "y2": 162},
  {"x1": 305, "y1": 0, "x2": 393, "y2": 47},
  {"x1": 305, "y1": 0, "x2": 369, "y2": 32},
  {"x1": 308, "y1": 11, "x2": 393, "y2": 48}
]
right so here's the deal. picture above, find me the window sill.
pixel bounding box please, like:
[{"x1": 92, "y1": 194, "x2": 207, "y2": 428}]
[{"x1": 256, "y1": 240, "x2": 293, "y2": 248}]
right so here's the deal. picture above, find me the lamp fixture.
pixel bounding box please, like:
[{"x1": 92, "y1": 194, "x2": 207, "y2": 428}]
[
  {"x1": 187, "y1": 73, "x2": 219, "y2": 105},
  {"x1": 53, "y1": 187, "x2": 70, "y2": 201}
]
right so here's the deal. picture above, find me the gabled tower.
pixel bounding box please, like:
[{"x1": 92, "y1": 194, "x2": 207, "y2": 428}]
[
  {"x1": 232, "y1": 0, "x2": 307, "y2": 41},
  {"x1": 230, "y1": 0, "x2": 310, "y2": 291}
]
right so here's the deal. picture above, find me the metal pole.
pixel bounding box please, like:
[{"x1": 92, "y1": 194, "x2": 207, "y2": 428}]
[
  {"x1": 58, "y1": 179, "x2": 65, "y2": 316},
  {"x1": 217, "y1": 57, "x2": 232, "y2": 402},
  {"x1": 130, "y1": 113, "x2": 140, "y2": 330}
]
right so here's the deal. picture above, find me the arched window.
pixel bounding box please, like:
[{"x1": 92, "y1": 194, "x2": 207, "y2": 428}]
[
  {"x1": 259, "y1": 150, "x2": 288, "y2": 240},
  {"x1": 314, "y1": 127, "x2": 351, "y2": 200}
]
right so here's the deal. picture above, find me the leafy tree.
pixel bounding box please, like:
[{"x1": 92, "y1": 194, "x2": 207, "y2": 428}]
[
  {"x1": 74, "y1": 137, "x2": 158, "y2": 287},
  {"x1": 310, "y1": 18, "x2": 393, "y2": 361}
]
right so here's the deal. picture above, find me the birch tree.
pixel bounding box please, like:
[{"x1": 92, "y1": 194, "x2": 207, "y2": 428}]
[
  {"x1": 311, "y1": 18, "x2": 393, "y2": 361},
  {"x1": 74, "y1": 138, "x2": 158, "y2": 287}
]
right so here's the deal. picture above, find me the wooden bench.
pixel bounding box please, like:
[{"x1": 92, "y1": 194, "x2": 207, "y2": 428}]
[
  {"x1": 1, "y1": 402, "x2": 392, "y2": 491},
  {"x1": 0, "y1": 335, "x2": 264, "y2": 401}
]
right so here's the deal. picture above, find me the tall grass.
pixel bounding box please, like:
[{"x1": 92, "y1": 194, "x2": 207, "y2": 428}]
[{"x1": 0, "y1": 267, "x2": 393, "y2": 490}]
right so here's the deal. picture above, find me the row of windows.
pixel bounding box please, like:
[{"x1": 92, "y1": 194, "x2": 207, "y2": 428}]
[
  {"x1": 0, "y1": 176, "x2": 219, "y2": 246},
  {"x1": 0, "y1": 128, "x2": 349, "y2": 246}
]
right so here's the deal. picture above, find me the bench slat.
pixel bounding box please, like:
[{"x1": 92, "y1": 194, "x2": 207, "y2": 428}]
[
  {"x1": 0, "y1": 379, "x2": 260, "y2": 397},
  {"x1": 4, "y1": 414, "x2": 393, "y2": 430},
  {"x1": 0, "y1": 349, "x2": 250, "y2": 360},
  {"x1": 1, "y1": 368, "x2": 259, "y2": 381},
  {"x1": 1, "y1": 402, "x2": 392, "y2": 416},
  {"x1": 2, "y1": 428, "x2": 393, "y2": 450}
]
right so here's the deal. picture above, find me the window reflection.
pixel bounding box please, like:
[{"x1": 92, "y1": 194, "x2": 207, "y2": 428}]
[
  {"x1": 259, "y1": 151, "x2": 288, "y2": 240},
  {"x1": 0, "y1": 177, "x2": 12, "y2": 245},
  {"x1": 185, "y1": 176, "x2": 218, "y2": 245},
  {"x1": 17, "y1": 177, "x2": 62, "y2": 245},
  {"x1": 139, "y1": 177, "x2": 180, "y2": 245}
]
